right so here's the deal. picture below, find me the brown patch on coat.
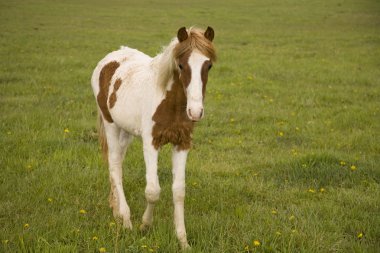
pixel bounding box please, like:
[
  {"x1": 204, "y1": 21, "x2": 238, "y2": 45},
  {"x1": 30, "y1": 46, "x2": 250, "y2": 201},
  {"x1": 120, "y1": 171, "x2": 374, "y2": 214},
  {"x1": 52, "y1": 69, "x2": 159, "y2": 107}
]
[
  {"x1": 177, "y1": 52, "x2": 192, "y2": 89},
  {"x1": 109, "y1": 78, "x2": 122, "y2": 109},
  {"x1": 201, "y1": 60, "x2": 212, "y2": 97},
  {"x1": 97, "y1": 61, "x2": 120, "y2": 123},
  {"x1": 152, "y1": 71, "x2": 194, "y2": 150}
]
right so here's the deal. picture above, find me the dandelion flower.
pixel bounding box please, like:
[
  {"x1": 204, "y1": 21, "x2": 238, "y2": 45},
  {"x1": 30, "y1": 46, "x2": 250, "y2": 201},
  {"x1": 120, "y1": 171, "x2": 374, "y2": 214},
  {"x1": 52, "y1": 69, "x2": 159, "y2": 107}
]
[
  {"x1": 271, "y1": 210, "x2": 278, "y2": 215},
  {"x1": 244, "y1": 245, "x2": 249, "y2": 251},
  {"x1": 92, "y1": 236, "x2": 98, "y2": 241},
  {"x1": 48, "y1": 198, "x2": 53, "y2": 202},
  {"x1": 230, "y1": 118, "x2": 235, "y2": 123},
  {"x1": 350, "y1": 165, "x2": 357, "y2": 171},
  {"x1": 278, "y1": 131, "x2": 284, "y2": 137},
  {"x1": 308, "y1": 189, "x2": 316, "y2": 193},
  {"x1": 64, "y1": 128, "x2": 70, "y2": 133},
  {"x1": 141, "y1": 245, "x2": 148, "y2": 248},
  {"x1": 99, "y1": 247, "x2": 106, "y2": 253},
  {"x1": 79, "y1": 209, "x2": 87, "y2": 214},
  {"x1": 24, "y1": 223, "x2": 29, "y2": 229},
  {"x1": 289, "y1": 215, "x2": 295, "y2": 221},
  {"x1": 357, "y1": 232, "x2": 363, "y2": 239},
  {"x1": 253, "y1": 240, "x2": 261, "y2": 247},
  {"x1": 340, "y1": 161, "x2": 346, "y2": 166},
  {"x1": 320, "y1": 188, "x2": 325, "y2": 193}
]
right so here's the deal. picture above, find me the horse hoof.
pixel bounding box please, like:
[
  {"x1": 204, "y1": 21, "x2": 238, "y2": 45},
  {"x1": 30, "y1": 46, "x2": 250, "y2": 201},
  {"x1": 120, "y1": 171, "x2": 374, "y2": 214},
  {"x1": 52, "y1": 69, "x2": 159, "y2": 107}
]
[
  {"x1": 181, "y1": 243, "x2": 191, "y2": 251},
  {"x1": 139, "y1": 223, "x2": 151, "y2": 232},
  {"x1": 122, "y1": 218, "x2": 133, "y2": 230}
]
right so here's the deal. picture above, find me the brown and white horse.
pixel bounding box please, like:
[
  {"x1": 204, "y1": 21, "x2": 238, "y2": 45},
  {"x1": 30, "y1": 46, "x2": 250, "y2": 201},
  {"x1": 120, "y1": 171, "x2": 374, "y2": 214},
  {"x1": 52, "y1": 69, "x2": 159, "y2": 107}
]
[{"x1": 91, "y1": 27, "x2": 216, "y2": 249}]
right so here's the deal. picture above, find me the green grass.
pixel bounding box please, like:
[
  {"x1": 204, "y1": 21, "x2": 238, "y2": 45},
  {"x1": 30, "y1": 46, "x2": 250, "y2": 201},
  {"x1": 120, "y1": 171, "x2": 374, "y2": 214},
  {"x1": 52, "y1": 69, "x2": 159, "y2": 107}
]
[{"x1": 1, "y1": 0, "x2": 380, "y2": 252}]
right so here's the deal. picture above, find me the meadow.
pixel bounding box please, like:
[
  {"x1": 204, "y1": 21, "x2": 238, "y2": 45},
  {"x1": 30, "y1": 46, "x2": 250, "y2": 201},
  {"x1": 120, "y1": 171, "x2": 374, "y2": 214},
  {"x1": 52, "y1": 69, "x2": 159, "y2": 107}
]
[{"x1": 1, "y1": 0, "x2": 379, "y2": 252}]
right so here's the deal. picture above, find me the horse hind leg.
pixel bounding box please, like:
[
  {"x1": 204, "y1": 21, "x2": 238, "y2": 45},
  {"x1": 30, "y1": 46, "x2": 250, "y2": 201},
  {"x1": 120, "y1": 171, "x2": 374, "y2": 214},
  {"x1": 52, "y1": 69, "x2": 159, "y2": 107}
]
[{"x1": 102, "y1": 121, "x2": 134, "y2": 229}]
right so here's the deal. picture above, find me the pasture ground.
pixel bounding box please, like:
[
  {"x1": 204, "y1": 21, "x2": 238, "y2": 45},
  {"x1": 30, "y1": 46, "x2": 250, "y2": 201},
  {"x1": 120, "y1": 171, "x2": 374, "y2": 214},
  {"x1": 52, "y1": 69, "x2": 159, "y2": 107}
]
[{"x1": 1, "y1": 0, "x2": 379, "y2": 252}]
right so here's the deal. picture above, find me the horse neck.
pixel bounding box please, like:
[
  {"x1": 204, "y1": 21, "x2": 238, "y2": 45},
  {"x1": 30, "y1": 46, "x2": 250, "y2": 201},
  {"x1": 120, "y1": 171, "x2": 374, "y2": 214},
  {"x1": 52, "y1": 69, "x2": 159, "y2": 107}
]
[{"x1": 153, "y1": 39, "x2": 178, "y2": 91}]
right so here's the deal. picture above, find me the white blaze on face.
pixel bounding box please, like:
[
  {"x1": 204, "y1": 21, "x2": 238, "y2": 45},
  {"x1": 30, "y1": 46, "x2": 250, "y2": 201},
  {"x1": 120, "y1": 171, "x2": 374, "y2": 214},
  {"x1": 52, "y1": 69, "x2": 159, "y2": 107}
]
[{"x1": 186, "y1": 51, "x2": 209, "y2": 121}]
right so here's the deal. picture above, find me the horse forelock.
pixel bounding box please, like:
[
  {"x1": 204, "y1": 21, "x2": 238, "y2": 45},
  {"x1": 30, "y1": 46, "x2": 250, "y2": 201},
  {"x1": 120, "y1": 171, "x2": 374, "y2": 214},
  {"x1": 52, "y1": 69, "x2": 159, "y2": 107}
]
[{"x1": 173, "y1": 28, "x2": 216, "y2": 63}]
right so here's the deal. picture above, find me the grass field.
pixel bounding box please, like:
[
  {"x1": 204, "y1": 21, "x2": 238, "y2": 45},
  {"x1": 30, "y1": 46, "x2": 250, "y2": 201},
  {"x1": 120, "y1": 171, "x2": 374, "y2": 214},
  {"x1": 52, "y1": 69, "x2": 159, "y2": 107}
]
[{"x1": 1, "y1": 0, "x2": 380, "y2": 252}]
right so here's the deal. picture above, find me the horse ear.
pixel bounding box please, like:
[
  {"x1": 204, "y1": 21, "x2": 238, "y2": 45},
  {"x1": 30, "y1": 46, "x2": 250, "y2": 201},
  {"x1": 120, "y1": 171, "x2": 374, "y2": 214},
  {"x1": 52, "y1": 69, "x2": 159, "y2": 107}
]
[
  {"x1": 204, "y1": 26, "x2": 214, "y2": 42},
  {"x1": 177, "y1": 27, "x2": 188, "y2": 42}
]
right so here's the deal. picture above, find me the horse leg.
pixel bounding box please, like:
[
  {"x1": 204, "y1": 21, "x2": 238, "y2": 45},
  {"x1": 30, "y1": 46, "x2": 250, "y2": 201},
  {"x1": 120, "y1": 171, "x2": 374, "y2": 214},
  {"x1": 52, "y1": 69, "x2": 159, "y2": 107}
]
[
  {"x1": 108, "y1": 130, "x2": 133, "y2": 215},
  {"x1": 140, "y1": 136, "x2": 160, "y2": 231},
  {"x1": 172, "y1": 147, "x2": 190, "y2": 249},
  {"x1": 105, "y1": 124, "x2": 133, "y2": 229}
]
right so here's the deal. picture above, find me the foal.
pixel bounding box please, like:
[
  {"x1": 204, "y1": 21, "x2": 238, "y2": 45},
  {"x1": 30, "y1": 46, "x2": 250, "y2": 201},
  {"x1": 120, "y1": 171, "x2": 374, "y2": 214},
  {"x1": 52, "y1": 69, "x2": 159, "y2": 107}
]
[{"x1": 91, "y1": 27, "x2": 216, "y2": 249}]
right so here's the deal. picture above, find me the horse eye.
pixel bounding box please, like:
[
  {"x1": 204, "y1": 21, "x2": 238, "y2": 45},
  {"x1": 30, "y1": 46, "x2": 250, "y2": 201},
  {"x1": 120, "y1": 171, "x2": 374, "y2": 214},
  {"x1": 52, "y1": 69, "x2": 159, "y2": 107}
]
[{"x1": 179, "y1": 64, "x2": 183, "y2": 70}]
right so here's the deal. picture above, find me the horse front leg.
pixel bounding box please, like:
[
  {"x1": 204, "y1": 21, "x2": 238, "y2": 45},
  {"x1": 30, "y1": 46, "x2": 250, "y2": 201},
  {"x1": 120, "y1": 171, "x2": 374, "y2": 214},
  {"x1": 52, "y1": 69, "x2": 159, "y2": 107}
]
[
  {"x1": 172, "y1": 147, "x2": 190, "y2": 249},
  {"x1": 140, "y1": 137, "x2": 161, "y2": 231}
]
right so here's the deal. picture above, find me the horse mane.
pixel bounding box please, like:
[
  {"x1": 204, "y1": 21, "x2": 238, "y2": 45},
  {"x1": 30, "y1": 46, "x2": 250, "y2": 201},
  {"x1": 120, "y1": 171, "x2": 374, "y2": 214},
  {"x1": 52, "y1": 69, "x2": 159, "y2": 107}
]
[{"x1": 155, "y1": 27, "x2": 216, "y2": 91}]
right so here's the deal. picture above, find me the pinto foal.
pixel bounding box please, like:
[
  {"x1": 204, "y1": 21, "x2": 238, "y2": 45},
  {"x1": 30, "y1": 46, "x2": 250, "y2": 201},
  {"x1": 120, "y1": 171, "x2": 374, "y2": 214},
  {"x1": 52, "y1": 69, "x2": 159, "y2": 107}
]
[{"x1": 91, "y1": 27, "x2": 216, "y2": 249}]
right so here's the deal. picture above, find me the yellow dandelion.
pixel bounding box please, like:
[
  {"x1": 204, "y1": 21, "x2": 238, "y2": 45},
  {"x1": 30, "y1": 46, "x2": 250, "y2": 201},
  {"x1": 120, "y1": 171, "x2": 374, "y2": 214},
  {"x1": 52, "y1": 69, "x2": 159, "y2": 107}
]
[
  {"x1": 340, "y1": 161, "x2": 346, "y2": 166},
  {"x1": 99, "y1": 247, "x2": 106, "y2": 253},
  {"x1": 278, "y1": 131, "x2": 284, "y2": 137},
  {"x1": 357, "y1": 232, "x2": 363, "y2": 239},
  {"x1": 141, "y1": 245, "x2": 148, "y2": 248},
  {"x1": 64, "y1": 128, "x2": 70, "y2": 133},
  {"x1": 289, "y1": 215, "x2": 295, "y2": 221},
  {"x1": 350, "y1": 165, "x2": 357, "y2": 171},
  {"x1": 302, "y1": 164, "x2": 307, "y2": 168},
  {"x1": 48, "y1": 198, "x2": 53, "y2": 202},
  {"x1": 253, "y1": 240, "x2": 261, "y2": 247},
  {"x1": 320, "y1": 188, "x2": 325, "y2": 193},
  {"x1": 24, "y1": 223, "x2": 29, "y2": 229},
  {"x1": 291, "y1": 229, "x2": 297, "y2": 233},
  {"x1": 92, "y1": 236, "x2": 98, "y2": 241},
  {"x1": 79, "y1": 209, "x2": 87, "y2": 214},
  {"x1": 271, "y1": 210, "x2": 278, "y2": 215},
  {"x1": 244, "y1": 245, "x2": 249, "y2": 251},
  {"x1": 308, "y1": 189, "x2": 316, "y2": 193},
  {"x1": 230, "y1": 118, "x2": 235, "y2": 123}
]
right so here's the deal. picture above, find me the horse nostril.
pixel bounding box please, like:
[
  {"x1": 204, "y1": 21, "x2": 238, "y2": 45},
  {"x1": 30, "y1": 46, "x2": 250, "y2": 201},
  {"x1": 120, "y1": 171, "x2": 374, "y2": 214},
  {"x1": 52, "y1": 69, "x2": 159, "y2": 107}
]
[{"x1": 200, "y1": 108, "x2": 204, "y2": 118}]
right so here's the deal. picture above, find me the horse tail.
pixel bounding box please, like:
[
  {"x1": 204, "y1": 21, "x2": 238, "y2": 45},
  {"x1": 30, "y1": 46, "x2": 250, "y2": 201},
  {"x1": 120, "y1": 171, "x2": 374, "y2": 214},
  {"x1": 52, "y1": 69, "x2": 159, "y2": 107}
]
[{"x1": 97, "y1": 111, "x2": 108, "y2": 163}]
